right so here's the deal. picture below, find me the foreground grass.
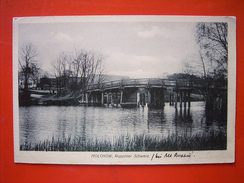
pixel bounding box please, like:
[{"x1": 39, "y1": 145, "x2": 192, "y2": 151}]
[{"x1": 20, "y1": 130, "x2": 226, "y2": 151}]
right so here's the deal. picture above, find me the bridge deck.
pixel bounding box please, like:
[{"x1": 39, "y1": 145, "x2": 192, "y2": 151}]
[{"x1": 86, "y1": 78, "x2": 199, "y2": 92}]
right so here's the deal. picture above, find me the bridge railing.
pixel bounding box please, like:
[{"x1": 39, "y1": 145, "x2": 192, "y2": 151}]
[
  {"x1": 86, "y1": 78, "x2": 165, "y2": 91},
  {"x1": 162, "y1": 79, "x2": 176, "y2": 87},
  {"x1": 147, "y1": 79, "x2": 165, "y2": 86},
  {"x1": 176, "y1": 79, "x2": 192, "y2": 87},
  {"x1": 86, "y1": 81, "x2": 120, "y2": 90},
  {"x1": 121, "y1": 78, "x2": 155, "y2": 86},
  {"x1": 163, "y1": 79, "x2": 205, "y2": 88},
  {"x1": 86, "y1": 80, "x2": 123, "y2": 90},
  {"x1": 85, "y1": 78, "x2": 207, "y2": 91}
]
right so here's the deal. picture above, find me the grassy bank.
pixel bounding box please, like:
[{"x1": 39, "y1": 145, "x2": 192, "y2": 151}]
[{"x1": 20, "y1": 130, "x2": 226, "y2": 151}]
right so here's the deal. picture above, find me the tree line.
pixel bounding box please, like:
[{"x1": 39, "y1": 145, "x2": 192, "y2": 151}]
[
  {"x1": 51, "y1": 49, "x2": 106, "y2": 93},
  {"x1": 18, "y1": 46, "x2": 106, "y2": 94}
]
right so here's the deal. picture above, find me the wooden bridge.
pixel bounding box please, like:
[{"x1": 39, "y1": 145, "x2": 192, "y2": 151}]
[{"x1": 79, "y1": 78, "x2": 204, "y2": 108}]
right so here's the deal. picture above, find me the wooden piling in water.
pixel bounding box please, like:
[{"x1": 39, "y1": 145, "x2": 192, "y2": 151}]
[
  {"x1": 180, "y1": 91, "x2": 182, "y2": 108},
  {"x1": 184, "y1": 91, "x2": 187, "y2": 108},
  {"x1": 169, "y1": 93, "x2": 172, "y2": 106},
  {"x1": 175, "y1": 92, "x2": 178, "y2": 108},
  {"x1": 188, "y1": 91, "x2": 191, "y2": 108},
  {"x1": 120, "y1": 91, "x2": 123, "y2": 104},
  {"x1": 101, "y1": 92, "x2": 104, "y2": 105}
]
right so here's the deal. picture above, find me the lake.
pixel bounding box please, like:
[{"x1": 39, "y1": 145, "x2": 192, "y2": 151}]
[{"x1": 19, "y1": 101, "x2": 227, "y2": 151}]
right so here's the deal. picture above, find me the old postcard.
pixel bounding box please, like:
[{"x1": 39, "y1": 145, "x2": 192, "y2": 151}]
[{"x1": 13, "y1": 16, "x2": 236, "y2": 164}]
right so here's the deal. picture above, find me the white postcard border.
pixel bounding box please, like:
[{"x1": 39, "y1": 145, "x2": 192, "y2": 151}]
[{"x1": 13, "y1": 15, "x2": 236, "y2": 165}]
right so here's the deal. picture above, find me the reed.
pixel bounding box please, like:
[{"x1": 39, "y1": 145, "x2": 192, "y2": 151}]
[{"x1": 20, "y1": 130, "x2": 226, "y2": 151}]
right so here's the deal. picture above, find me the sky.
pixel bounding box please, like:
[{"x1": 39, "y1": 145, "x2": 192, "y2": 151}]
[{"x1": 18, "y1": 19, "x2": 199, "y2": 79}]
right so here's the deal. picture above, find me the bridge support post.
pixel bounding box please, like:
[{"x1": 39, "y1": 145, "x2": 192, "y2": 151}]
[
  {"x1": 184, "y1": 91, "x2": 187, "y2": 108},
  {"x1": 90, "y1": 93, "x2": 94, "y2": 104},
  {"x1": 170, "y1": 93, "x2": 173, "y2": 106},
  {"x1": 137, "y1": 90, "x2": 140, "y2": 107},
  {"x1": 94, "y1": 93, "x2": 96, "y2": 104},
  {"x1": 93, "y1": 93, "x2": 96, "y2": 104},
  {"x1": 147, "y1": 88, "x2": 165, "y2": 108},
  {"x1": 184, "y1": 105, "x2": 187, "y2": 117},
  {"x1": 111, "y1": 92, "x2": 114, "y2": 106},
  {"x1": 88, "y1": 93, "x2": 91, "y2": 105},
  {"x1": 115, "y1": 92, "x2": 118, "y2": 107},
  {"x1": 147, "y1": 90, "x2": 151, "y2": 106},
  {"x1": 162, "y1": 89, "x2": 165, "y2": 107},
  {"x1": 174, "y1": 92, "x2": 178, "y2": 108},
  {"x1": 83, "y1": 94, "x2": 85, "y2": 103},
  {"x1": 120, "y1": 91, "x2": 123, "y2": 104},
  {"x1": 169, "y1": 93, "x2": 171, "y2": 106},
  {"x1": 85, "y1": 93, "x2": 88, "y2": 104},
  {"x1": 95, "y1": 93, "x2": 98, "y2": 104},
  {"x1": 107, "y1": 93, "x2": 110, "y2": 106},
  {"x1": 180, "y1": 91, "x2": 182, "y2": 108},
  {"x1": 80, "y1": 94, "x2": 84, "y2": 103},
  {"x1": 101, "y1": 92, "x2": 104, "y2": 105},
  {"x1": 188, "y1": 91, "x2": 191, "y2": 108}
]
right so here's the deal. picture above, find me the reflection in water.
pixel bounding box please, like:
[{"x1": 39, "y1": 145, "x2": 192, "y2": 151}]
[
  {"x1": 19, "y1": 102, "x2": 227, "y2": 147},
  {"x1": 147, "y1": 108, "x2": 166, "y2": 134},
  {"x1": 173, "y1": 107, "x2": 193, "y2": 138}
]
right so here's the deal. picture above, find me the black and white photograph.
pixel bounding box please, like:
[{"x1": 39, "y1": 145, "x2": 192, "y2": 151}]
[{"x1": 13, "y1": 16, "x2": 236, "y2": 164}]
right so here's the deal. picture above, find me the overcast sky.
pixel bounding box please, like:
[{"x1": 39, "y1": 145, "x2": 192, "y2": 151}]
[{"x1": 18, "y1": 20, "x2": 199, "y2": 79}]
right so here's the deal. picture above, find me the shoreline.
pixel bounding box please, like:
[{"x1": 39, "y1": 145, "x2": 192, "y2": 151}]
[{"x1": 19, "y1": 90, "x2": 206, "y2": 107}]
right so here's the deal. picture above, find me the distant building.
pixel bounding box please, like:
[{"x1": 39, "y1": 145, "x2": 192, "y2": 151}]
[
  {"x1": 39, "y1": 76, "x2": 56, "y2": 90},
  {"x1": 18, "y1": 74, "x2": 37, "y2": 89}
]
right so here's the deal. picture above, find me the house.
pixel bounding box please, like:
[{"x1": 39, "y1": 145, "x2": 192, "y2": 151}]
[{"x1": 18, "y1": 74, "x2": 37, "y2": 89}]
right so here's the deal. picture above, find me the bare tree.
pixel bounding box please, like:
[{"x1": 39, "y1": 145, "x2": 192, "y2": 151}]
[
  {"x1": 53, "y1": 49, "x2": 106, "y2": 93},
  {"x1": 18, "y1": 43, "x2": 40, "y2": 91},
  {"x1": 195, "y1": 22, "x2": 228, "y2": 113},
  {"x1": 52, "y1": 52, "x2": 73, "y2": 92},
  {"x1": 72, "y1": 49, "x2": 84, "y2": 84},
  {"x1": 72, "y1": 49, "x2": 106, "y2": 92},
  {"x1": 196, "y1": 22, "x2": 228, "y2": 77},
  {"x1": 96, "y1": 58, "x2": 107, "y2": 87}
]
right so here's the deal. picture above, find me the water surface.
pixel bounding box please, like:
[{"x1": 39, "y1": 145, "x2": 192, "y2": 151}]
[{"x1": 19, "y1": 101, "x2": 226, "y2": 147}]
